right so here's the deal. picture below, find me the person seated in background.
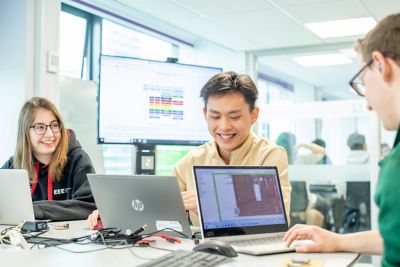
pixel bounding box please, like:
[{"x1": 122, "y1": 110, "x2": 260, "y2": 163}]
[
  {"x1": 2, "y1": 97, "x2": 96, "y2": 221},
  {"x1": 174, "y1": 71, "x2": 291, "y2": 226},
  {"x1": 295, "y1": 142, "x2": 325, "y2": 164},
  {"x1": 312, "y1": 138, "x2": 331, "y2": 164},
  {"x1": 87, "y1": 71, "x2": 292, "y2": 229},
  {"x1": 276, "y1": 132, "x2": 296, "y2": 164},
  {"x1": 276, "y1": 133, "x2": 330, "y2": 227},
  {"x1": 284, "y1": 13, "x2": 400, "y2": 267},
  {"x1": 346, "y1": 132, "x2": 369, "y2": 164},
  {"x1": 276, "y1": 132, "x2": 328, "y2": 165}
]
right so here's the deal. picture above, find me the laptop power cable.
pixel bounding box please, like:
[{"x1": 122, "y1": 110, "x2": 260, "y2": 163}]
[{"x1": 91, "y1": 225, "x2": 148, "y2": 245}]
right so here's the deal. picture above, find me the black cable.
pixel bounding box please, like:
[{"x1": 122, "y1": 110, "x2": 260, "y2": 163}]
[
  {"x1": 26, "y1": 236, "x2": 70, "y2": 249},
  {"x1": 1, "y1": 227, "x2": 182, "y2": 264},
  {"x1": 68, "y1": 227, "x2": 122, "y2": 244},
  {"x1": 28, "y1": 231, "x2": 133, "y2": 253},
  {"x1": 142, "y1": 227, "x2": 190, "y2": 239},
  {"x1": 53, "y1": 234, "x2": 145, "y2": 254},
  {"x1": 23, "y1": 228, "x2": 50, "y2": 238},
  {"x1": 7, "y1": 225, "x2": 185, "y2": 257},
  {"x1": 1, "y1": 226, "x2": 16, "y2": 235}
]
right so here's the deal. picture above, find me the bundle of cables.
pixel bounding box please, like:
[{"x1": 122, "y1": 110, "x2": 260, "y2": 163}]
[
  {"x1": 1, "y1": 220, "x2": 50, "y2": 248},
  {"x1": 85, "y1": 227, "x2": 144, "y2": 245}
]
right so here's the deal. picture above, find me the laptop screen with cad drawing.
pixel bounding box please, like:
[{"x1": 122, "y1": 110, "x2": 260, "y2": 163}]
[{"x1": 193, "y1": 166, "x2": 288, "y2": 239}]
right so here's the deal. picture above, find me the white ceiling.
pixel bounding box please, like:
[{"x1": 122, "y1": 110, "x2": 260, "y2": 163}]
[
  {"x1": 84, "y1": 0, "x2": 400, "y2": 99},
  {"x1": 109, "y1": 0, "x2": 399, "y2": 51}
]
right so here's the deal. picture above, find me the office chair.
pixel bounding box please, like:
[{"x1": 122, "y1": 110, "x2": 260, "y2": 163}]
[
  {"x1": 343, "y1": 182, "x2": 371, "y2": 233},
  {"x1": 289, "y1": 181, "x2": 324, "y2": 227}
]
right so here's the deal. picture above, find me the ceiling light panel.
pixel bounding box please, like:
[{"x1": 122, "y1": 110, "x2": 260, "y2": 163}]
[
  {"x1": 292, "y1": 53, "x2": 352, "y2": 67},
  {"x1": 305, "y1": 17, "x2": 376, "y2": 38}
]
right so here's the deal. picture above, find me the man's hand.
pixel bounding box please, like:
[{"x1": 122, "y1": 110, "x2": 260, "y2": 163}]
[
  {"x1": 283, "y1": 224, "x2": 341, "y2": 253},
  {"x1": 181, "y1": 191, "x2": 198, "y2": 214}
]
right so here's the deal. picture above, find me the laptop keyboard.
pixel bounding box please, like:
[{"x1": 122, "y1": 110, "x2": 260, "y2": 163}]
[
  {"x1": 138, "y1": 250, "x2": 228, "y2": 267},
  {"x1": 230, "y1": 234, "x2": 285, "y2": 247}
]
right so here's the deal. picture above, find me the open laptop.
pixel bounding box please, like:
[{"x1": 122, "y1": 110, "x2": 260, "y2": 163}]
[
  {"x1": 87, "y1": 174, "x2": 192, "y2": 238},
  {"x1": 193, "y1": 166, "x2": 295, "y2": 255},
  {"x1": 0, "y1": 169, "x2": 35, "y2": 225}
]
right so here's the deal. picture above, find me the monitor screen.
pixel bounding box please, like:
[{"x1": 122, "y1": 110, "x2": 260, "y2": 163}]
[{"x1": 98, "y1": 55, "x2": 221, "y2": 145}]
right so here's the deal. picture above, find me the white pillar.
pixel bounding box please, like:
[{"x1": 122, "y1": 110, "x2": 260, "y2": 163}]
[
  {"x1": 33, "y1": 0, "x2": 61, "y2": 105},
  {"x1": 246, "y1": 52, "x2": 259, "y2": 133}
]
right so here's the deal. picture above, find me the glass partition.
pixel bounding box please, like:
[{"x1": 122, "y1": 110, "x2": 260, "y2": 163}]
[{"x1": 257, "y1": 100, "x2": 378, "y2": 236}]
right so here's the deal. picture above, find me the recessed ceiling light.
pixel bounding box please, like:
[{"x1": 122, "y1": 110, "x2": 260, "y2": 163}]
[
  {"x1": 305, "y1": 17, "x2": 376, "y2": 38},
  {"x1": 292, "y1": 53, "x2": 352, "y2": 67}
]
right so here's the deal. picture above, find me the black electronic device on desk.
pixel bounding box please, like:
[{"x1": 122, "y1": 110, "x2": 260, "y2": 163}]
[
  {"x1": 193, "y1": 240, "x2": 238, "y2": 257},
  {"x1": 22, "y1": 221, "x2": 48, "y2": 232}
]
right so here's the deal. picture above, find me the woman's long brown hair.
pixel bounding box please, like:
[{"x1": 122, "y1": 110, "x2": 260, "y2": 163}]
[{"x1": 12, "y1": 97, "x2": 68, "y2": 182}]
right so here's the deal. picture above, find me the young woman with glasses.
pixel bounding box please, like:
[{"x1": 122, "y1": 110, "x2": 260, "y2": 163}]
[{"x1": 1, "y1": 97, "x2": 96, "y2": 221}]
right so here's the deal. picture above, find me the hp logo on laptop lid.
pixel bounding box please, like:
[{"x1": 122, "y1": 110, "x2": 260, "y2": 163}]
[{"x1": 132, "y1": 199, "x2": 144, "y2": 211}]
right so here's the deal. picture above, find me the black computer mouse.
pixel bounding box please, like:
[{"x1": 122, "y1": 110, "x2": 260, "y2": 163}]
[{"x1": 193, "y1": 240, "x2": 238, "y2": 257}]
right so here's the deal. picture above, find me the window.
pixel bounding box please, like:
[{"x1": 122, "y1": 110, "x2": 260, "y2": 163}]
[
  {"x1": 59, "y1": 10, "x2": 88, "y2": 79},
  {"x1": 257, "y1": 74, "x2": 294, "y2": 139},
  {"x1": 102, "y1": 20, "x2": 172, "y2": 61},
  {"x1": 257, "y1": 74, "x2": 294, "y2": 105}
]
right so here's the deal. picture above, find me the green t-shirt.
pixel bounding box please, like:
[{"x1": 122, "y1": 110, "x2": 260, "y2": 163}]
[{"x1": 375, "y1": 127, "x2": 400, "y2": 267}]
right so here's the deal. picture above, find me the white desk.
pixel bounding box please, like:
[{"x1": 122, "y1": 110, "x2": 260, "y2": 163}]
[{"x1": 0, "y1": 221, "x2": 359, "y2": 267}]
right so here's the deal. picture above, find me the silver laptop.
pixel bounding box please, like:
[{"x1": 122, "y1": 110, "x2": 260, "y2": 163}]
[
  {"x1": 87, "y1": 174, "x2": 192, "y2": 238},
  {"x1": 193, "y1": 166, "x2": 294, "y2": 255},
  {"x1": 0, "y1": 169, "x2": 35, "y2": 225}
]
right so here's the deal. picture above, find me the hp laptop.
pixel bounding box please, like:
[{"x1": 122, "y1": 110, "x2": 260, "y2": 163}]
[
  {"x1": 193, "y1": 166, "x2": 294, "y2": 255},
  {"x1": 0, "y1": 169, "x2": 35, "y2": 225},
  {"x1": 87, "y1": 174, "x2": 192, "y2": 238}
]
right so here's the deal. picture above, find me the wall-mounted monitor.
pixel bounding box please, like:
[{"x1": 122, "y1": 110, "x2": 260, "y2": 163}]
[{"x1": 98, "y1": 55, "x2": 221, "y2": 145}]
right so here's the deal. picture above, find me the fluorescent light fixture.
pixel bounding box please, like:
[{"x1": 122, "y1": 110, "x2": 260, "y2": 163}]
[
  {"x1": 305, "y1": 17, "x2": 376, "y2": 38},
  {"x1": 292, "y1": 53, "x2": 352, "y2": 67}
]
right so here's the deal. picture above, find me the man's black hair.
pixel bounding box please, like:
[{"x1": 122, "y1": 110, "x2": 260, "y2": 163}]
[{"x1": 200, "y1": 71, "x2": 258, "y2": 111}]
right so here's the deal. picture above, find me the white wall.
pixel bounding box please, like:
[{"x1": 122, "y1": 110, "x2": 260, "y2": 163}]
[
  {"x1": 179, "y1": 40, "x2": 246, "y2": 73},
  {"x1": 0, "y1": 0, "x2": 61, "y2": 165},
  {"x1": 0, "y1": 0, "x2": 33, "y2": 164}
]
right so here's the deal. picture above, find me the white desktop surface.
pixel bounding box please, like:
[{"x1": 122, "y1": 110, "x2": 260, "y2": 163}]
[{"x1": 0, "y1": 221, "x2": 359, "y2": 267}]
